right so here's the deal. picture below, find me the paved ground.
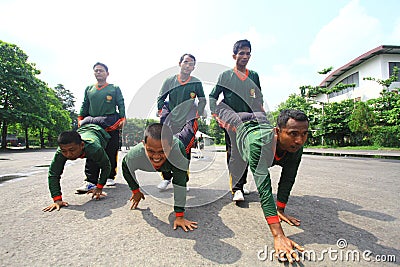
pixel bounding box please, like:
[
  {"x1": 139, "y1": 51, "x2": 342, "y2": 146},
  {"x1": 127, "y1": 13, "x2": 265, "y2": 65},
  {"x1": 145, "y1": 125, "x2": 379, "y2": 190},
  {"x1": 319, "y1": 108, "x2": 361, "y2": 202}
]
[{"x1": 0, "y1": 147, "x2": 399, "y2": 266}]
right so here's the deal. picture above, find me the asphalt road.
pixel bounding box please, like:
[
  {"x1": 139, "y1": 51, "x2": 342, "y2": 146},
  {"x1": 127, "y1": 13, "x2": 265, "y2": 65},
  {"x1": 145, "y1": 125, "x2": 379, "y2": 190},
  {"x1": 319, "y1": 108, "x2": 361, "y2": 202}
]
[{"x1": 0, "y1": 148, "x2": 399, "y2": 266}]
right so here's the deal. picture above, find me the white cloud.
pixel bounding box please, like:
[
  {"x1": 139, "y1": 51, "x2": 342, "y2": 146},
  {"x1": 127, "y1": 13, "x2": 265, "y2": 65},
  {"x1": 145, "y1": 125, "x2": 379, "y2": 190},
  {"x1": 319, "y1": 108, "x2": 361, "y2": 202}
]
[
  {"x1": 309, "y1": 0, "x2": 381, "y2": 70},
  {"x1": 261, "y1": 63, "x2": 314, "y2": 111},
  {"x1": 260, "y1": 0, "x2": 391, "y2": 110},
  {"x1": 195, "y1": 27, "x2": 276, "y2": 68}
]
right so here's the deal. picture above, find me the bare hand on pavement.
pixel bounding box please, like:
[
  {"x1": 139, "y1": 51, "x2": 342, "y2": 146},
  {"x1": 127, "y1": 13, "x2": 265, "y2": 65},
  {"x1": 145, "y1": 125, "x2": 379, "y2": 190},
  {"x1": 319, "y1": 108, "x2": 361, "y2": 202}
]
[
  {"x1": 274, "y1": 235, "x2": 304, "y2": 263},
  {"x1": 130, "y1": 191, "x2": 145, "y2": 209},
  {"x1": 87, "y1": 188, "x2": 107, "y2": 200},
  {"x1": 42, "y1": 200, "x2": 69, "y2": 212},
  {"x1": 173, "y1": 217, "x2": 198, "y2": 232},
  {"x1": 277, "y1": 208, "x2": 301, "y2": 226}
]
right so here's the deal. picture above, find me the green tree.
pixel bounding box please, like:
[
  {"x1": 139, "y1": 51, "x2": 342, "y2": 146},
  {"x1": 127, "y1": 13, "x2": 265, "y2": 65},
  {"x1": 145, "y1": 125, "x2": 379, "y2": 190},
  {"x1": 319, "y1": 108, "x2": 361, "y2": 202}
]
[
  {"x1": 274, "y1": 94, "x2": 319, "y2": 144},
  {"x1": 364, "y1": 66, "x2": 400, "y2": 126},
  {"x1": 42, "y1": 84, "x2": 71, "y2": 147},
  {"x1": 15, "y1": 79, "x2": 70, "y2": 148},
  {"x1": 349, "y1": 101, "x2": 375, "y2": 132},
  {"x1": 0, "y1": 40, "x2": 41, "y2": 149},
  {"x1": 122, "y1": 118, "x2": 158, "y2": 146},
  {"x1": 318, "y1": 66, "x2": 333, "y2": 75},
  {"x1": 320, "y1": 100, "x2": 354, "y2": 146},
  {"x1": 299, "y1": 85, "x2": 323, "y2": 98},
  {"x1": 208, "y1": 118, "x2": 225, "y2": 145},
  {"x1": 348, "y1": 101, "x2": 375, "y2": 145},
  {"x1": 22, "y1": 78, "x2": 49, "y2": 148},
  {"x1": 364, "y1": 72, "x2": 400, "y2": 147},
  {"x1": 197, "y1": 117, "x2": 209, "y2": 134},
  {"x1": 274, "y1": 94, "x2": 314, "y2": 120},
  {"x1": 54, "y1": 84, "x2": 78, "y2": 129},
  {"x1": 294, "y1": 65, "x2": 400, "y2": 147},
  {"x1": 367, "y1": 89, "x2": 400, "y2": 126}
]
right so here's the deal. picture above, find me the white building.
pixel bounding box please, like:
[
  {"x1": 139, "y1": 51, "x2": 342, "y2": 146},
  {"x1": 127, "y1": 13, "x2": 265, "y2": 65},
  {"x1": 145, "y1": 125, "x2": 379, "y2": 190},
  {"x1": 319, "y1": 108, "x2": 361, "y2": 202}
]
[
  {"x1": 195, "y1": 131, "x2": 214, "y2": 146},
  {"x1": 316, "y1": 45, "x2": 400, "y2": 103}
]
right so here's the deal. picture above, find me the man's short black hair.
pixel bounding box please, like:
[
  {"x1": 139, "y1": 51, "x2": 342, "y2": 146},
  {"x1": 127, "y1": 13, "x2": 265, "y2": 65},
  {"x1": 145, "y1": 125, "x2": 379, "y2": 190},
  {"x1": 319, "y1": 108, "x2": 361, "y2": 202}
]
[
  {"x1": 233, "y1": 39, "x2": 251, "y2": 55},
  {"x1": 277, "y1": 109, "x2": 309, "y2": 129},
  {"x1": 179, "y1": 53, "x2": 196, "y2": 64},
  {"x1": 93, "y1": 62, "x2": 108, "y2": 72},
  {"x1": 57, "y1": 131, "x2": 82, "y2": 145},
  {"x1": 144, "y1": 123, "x2": 173, "y2": 146}
]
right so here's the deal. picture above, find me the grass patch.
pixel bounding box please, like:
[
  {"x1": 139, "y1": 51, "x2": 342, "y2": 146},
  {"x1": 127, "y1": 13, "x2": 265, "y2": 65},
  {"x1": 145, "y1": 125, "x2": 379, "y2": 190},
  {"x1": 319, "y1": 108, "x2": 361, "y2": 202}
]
[{"x1": 305, "y1": 145, "x2": 400, "y2": 151}]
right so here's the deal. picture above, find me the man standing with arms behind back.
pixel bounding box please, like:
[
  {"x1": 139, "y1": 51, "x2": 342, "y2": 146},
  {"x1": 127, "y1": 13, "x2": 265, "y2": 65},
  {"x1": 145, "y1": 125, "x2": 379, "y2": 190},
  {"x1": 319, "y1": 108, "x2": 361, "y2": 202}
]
[
  {"x1": 209, "y1": 39, "x2": 264, "y2": 202},
  {"x1": 77, "y1": 62, "x2": 126, "y2": 192},
  {"x1": 156, "y1": 54, "x2": 206, "y2": 191}
]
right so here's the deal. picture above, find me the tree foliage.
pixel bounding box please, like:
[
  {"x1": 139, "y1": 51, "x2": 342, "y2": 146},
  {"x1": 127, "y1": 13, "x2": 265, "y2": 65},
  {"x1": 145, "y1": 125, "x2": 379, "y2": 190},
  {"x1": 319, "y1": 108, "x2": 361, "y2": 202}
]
[
  {"x1": 1, "y1": 40, "x2": 41, "y2": 148},
  {"x1": 349, "y1": 101, "x2": 375, "y2": 133},
  {"x1": 367, "y1": 89, "x2": 400, "y2": 126},
  {"x1": 318, "y1": 100, "x2": 354, "y2": 146},
  {"x1": 54, "y1": 84, "x2": 78, "y2": 129},
  {"x1": 318, "y1": 66, "x2": 333, "y2": 75},
  {"x1": 274, "y1": 94, "x2": 315, "y2": 125},
  {"x1": 347, "y1": 101, "x2": 375, "y2": 145},
  {"x1": 295, "y1": 63, "x2": 400, "y2": 147},
  {"x1": 122, "y1": 118, "x2": 158, "y2": 146},
  {"x1": 300, "y1": 83, "x2": 356, "y2": 98},
  {"x1": 208, "y1": 118, "x2": 225, "y2": 145},
  {"x1": 197, "y1": 117, "x2": 209, "y2": 134},
  {"x1": 1, "y1": 40, "x2": 71, "y2": 148}
]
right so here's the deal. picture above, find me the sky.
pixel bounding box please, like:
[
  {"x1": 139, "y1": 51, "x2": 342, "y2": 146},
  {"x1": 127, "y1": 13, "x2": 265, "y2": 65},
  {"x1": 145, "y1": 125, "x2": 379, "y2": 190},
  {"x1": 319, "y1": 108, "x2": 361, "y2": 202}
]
[{"x1": 1, "y1": 0, "x2": 399, "y2": 118}]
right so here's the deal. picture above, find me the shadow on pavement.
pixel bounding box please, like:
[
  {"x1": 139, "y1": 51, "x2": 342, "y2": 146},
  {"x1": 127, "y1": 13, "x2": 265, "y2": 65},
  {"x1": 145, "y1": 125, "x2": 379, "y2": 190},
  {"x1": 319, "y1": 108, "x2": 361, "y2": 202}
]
[
  {"x1": 140, "y1": 190, "x2": 242, "y2": 264},
  {"x1": 140, "y1": 185, "x2": 232, "y2": 208},
  {"x1": 284, "y1": 195, "x2": 399, "y2": 264},
  {"x1": 149, "y1": 190, "x2": 399, "y2": 265},
  {"x1": 66, "y1": 183, "x2": 131, "y2": 220}
]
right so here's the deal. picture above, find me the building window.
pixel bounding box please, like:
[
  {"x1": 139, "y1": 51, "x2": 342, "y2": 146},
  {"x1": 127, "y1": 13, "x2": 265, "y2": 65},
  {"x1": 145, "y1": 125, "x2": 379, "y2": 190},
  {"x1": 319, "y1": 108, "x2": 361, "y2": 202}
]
[
  {"x1": 389, "y1": 62, "x2": 400, "y2": 82},
  {"x1": 328, "y1": 72, "x2": 359, "y2": 98},
  {"x1": 340, "y1": 72, "x2": 359, "y2": 87}
]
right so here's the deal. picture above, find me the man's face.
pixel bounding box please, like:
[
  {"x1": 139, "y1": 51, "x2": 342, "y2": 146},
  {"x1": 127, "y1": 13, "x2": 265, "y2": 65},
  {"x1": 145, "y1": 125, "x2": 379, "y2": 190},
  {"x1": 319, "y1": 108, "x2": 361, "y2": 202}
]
[
  {"x1": 179, "y1": 55, "x2": 195, "y2": 76},
  {"x1": 59, "y1": 142, "x2": 84, "y2": 160},
  {"x1": 93, "y1": 65, "x2": 109, "y2": 82},
  {"x1": 233, "y1": 47, "x2": 251, "y2": 68},
  {"x1": 144, "y1": 137, "x2": 172, "y2": 169},
  {"x1": 277, "y1": 118, "x2": 309, "y2": 153}
]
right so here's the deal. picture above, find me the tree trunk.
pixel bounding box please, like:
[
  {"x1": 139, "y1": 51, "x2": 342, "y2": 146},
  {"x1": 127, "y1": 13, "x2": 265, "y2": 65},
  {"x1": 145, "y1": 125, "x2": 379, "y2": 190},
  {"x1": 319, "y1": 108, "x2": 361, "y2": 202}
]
[
  {"x1": 1, "y1": 120, "x2": 8, "y2": 149},
  {"x1": 1, "y1": 94, "x2": 9, "y2": 149},
  {"x1": 40, "y1": 127, "x2": 45, "y2": 148},
  {"x1": 25, "y1": 126, "x2": 30, "y2": 149}
]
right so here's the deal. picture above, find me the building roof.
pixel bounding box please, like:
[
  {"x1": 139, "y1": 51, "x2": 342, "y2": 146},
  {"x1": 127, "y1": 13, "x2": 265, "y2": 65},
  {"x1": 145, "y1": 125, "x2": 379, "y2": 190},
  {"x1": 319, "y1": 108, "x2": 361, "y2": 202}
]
[
  {"x1": 319, "y1": 45, "x2": 400, "y2": 88},
  {"x1": 196, "y1": 131, "x2": 213, "y2": 139}
]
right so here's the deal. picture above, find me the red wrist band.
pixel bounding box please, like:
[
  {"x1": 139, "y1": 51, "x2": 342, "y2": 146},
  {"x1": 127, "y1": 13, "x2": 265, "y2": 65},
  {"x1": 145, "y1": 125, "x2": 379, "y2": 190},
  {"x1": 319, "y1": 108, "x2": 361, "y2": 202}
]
[
  {"x1": 266, "y1": 215, "x2": 280, "y2": 224},
  {"x1": 96, "y1": 184, "x2": 104, "y2": 189},
  {"x1": 276, "y1": 201, "x2": 286, "y2": 209},
  {"x1": 53, "y1": 195, "x2": 62, "y2": 202}
]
